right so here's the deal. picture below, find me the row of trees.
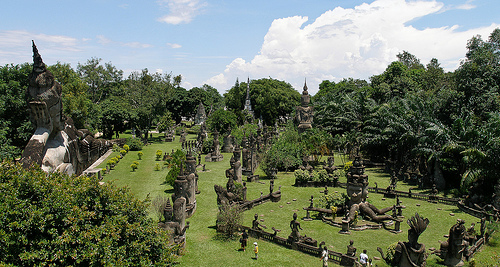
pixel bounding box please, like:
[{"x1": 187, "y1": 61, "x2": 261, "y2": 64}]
[{"x1": 313, "y1": 29, "x2": 500, "y2": 202}]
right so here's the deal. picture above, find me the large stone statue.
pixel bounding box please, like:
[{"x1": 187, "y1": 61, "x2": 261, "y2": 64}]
[
  {"x1": 344, "y1": 156, "x2": 398, "y2": 224},
  {"x1": 194, "y1": 102, "x2": 206, "y2": 125},
  {"x1": 20, "y1": 41, "x2": 110, "y2": 175},
  {"x1": 435, "y1": 219, "x2": 468, "y2": 266},
  {"x1": 377, "y1": 213, "x2": 430, "y2": 267},
  {"x1": 296, "y1": 79, "x2": 313, "y2": 133}
]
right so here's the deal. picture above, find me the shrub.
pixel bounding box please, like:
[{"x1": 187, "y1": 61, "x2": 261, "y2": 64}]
[
  {"x1": 112, "y1": 143, "x2": 120, "y2": 152},
  {"x1": 316, "y1": 192, "x2": 348, "y2": 209},
  {"x1": 123, "y1": 144, "x2": 130, "y2": 152},
  {"x1": 126, "y1": 137, "x2": 143, "y2": 151},
  {"x1": 156, "y1": 150, "x2": 163, "y2": 161},
  {"x1": 294, "y1": 169, "x2": 310, "y2": 183},
  {"x1": 137, "y1": 151, "x2": 144, "y2": 160},
  {"x1": 0, "y1": 161, "x2": 178, "y2": 266},
  {"x1": 216, "y1": 203, "x2": 242, "y2": 238},
  {"x1": 130, "y1": 163, "x2": 138, "y2": 171},
  {"x1": 154, "y1": 163, "x2": 161, "y2": 171},
  {"x1": 317, "y1": 169, "x2": 329, "y2": 182},
  {"x1": 344, "y1": 161, "x2": 353, "y2": 172},
  {"x1": 120, "y1": 149, "x2": 127, "y2": 156},
  {"x1": 165, "y1": 150, "x2": 186, "y2": 186},
  {"x1": 187, "y1": 124, "x2": 200, "y2": 134}
]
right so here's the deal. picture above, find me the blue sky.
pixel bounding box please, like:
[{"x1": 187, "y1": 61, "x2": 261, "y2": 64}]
[{"x1": 1, "y1": 0, "x2": 499, "y2": 95}]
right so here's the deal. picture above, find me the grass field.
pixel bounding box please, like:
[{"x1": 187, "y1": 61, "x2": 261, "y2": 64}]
[{"x1": 98, "y1": 132, "x2": 498, "y2": 267}]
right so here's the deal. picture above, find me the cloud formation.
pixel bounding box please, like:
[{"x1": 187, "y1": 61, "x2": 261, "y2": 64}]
[
  {"x1": 205, "y1": 0, "x2": 499, "y2": 95},
  {"x1": 167, "y1": 43, "x2": 182, "y2": 49},
  {"x1": 157, "y1": 0, "x2": 207, "y2": 24}
]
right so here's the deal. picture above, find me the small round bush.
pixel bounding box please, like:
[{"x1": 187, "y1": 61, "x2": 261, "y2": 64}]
[
  {"x1": 123, "y1": 144, "x2": 130, "y2": 152},
  {"x1": 137, "y1": 151, "x2": 144, "y2": 160},
  {"x1": 130, "y1": 163, "x2": 138, "y2": 171},
  {"x1": 156, "y1": 150, "x2": 163, "y2": 161}
]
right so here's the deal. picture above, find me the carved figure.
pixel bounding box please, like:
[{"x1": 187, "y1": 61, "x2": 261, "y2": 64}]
[
  {"x1": 20, "y1": 41, "x2": 110, "y2": 175},
  {"x1": 435, "y1": 219, "x2": 467, "y2": 266},
  {"x1": 288, "y1": 212, "x2": 303, "y2": 242},
  {"x1": 346, "y1": 240, "x2": 357, "y2": 257},
  {"x1": 378, "y1": 213, "x2": 429, "y2": 267},
  {"x1": 296, "y1": 79, "x2": 313, "y2": 133},
  {"x1": 345, "y1": 157, "x2": 398, "y2": 224},
  {"x1": 252, "y1": 213, "x2": 266, "y2": 230}
]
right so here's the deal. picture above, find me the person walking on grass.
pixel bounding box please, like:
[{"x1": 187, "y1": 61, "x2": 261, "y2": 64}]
[
  {"x1": 320, "y1": 245, "x2": 329, "y2": 266},
  {"x1": 359, "y1": 249, "x2": 369, "y2": 266},
  {"x1": 253, "y1": 242, "x2": 259, "y2": 259},
  {"x1": 239, "y1": 230, "x2": 248, "y2": 251}
]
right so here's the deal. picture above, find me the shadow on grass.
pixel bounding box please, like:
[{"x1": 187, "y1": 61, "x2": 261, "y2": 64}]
[{"x1": 164, "y1": 188, "x2": 174, "y2": 194}]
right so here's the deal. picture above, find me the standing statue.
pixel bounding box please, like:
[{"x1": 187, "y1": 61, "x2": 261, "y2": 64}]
[
  {"x1": 378, "y1": 213, "x2": 430, "y2": 267},
  {"x1": 288, "y1": 212, "x2": 303, "y2": 242}
]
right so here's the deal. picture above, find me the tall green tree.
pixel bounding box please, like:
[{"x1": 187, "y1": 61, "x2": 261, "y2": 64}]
[
  {"x1": 0, "y1": 63, "x2": 33, "y2": 159},
  {"x1": 77, "y1": 57, "x2": 123, "y2": 104},
  {"x1": 225, "y1": 78, "x2": 300, "y2": 126},
  {"x1": 48, "y1": 62, "x2": 90, "y2": 129}
]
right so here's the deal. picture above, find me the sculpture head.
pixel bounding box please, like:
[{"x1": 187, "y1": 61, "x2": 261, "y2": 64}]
[{"x1": 407, "y1": 213, "x2": 429, "y2": 246}]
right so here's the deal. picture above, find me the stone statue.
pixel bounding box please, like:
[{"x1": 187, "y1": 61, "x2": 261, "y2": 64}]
[
  {"x1": 378, "y1": 213, "x2": 430, "y2": 267},
  {"x1": 345, "y1": 157, "x2": 398, "y2": 224},
  {"x1": 20, "y1": 41, "x2": 110, "y2": 175},
  {"x1": 288, "y1": 212, "x2": 303, "y2": 242},
  {"x1": 194, "y1": 102, "x2": 206, "y2": 125},
  {"x1": 435, "y1": 219, "x2": 467, "y2": 266},
  {"x1": 296, "y1": 79, "x2": 314, "y2": 133},
  {"x1": 346, "y1": 240, "x2": 357, "y2": 257},
  {"x1": 252, "y1": 213, "x2": 266, "y2": 230}
]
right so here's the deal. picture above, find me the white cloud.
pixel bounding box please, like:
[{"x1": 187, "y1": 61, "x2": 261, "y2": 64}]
[
  {"x1": 157, "y1": 0, "x2": 207, "y2": 25},
  {"x1": 205, "y1": 0, "x2": 499, "y2": 95},
  {"x1": 123, "y1": 42, "x2": 153, "y2": 48},
  {"x1": 0, "y1": 30, "x2": 81, "y2": 65},
  {"x1": 167, "y1": 42, "x2": 182, "y2": 49}
]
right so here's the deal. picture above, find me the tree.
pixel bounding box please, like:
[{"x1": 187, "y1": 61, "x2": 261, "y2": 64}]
[
  {"x1": 98, "y1": 96, "x2": 132, "y2": 139},
  {"x1": 187, "y1": 84, "x2": 223, "y2": 119},
  {"x1": 206, "y1": 108, "x2": 237, "y2": 136},
  {"x1": 165, "y1": 86, "x2": 190, "y2": 124},
  {"x1": 125, "y1": 69, "x2": 174, "y2": 139},
  {"x1": 48, "y1": 62, "x2": 90, "y2": 129},
  {"x1": 0, "y1": 161, "x2": 178, "y2": 266},
  {"x1": 225, "y1": 78, "x2": 300, "y2": 126},
  {"x1": 0, "y1": 63, "x2": 33, "y2": 159},
  {"x1": 77, "y1": 57, "x2": 123, "y2": 104}
]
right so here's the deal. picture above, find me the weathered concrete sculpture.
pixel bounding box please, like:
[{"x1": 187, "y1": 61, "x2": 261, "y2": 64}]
[
  {"x1": 194, "y1": 102, "x2": 206, "y2": 125},
  {"x1": 344, "y1": 156, "x2": 398, "y2": 225},
  {"x1": 296, "y1": 79, "x2": 314, "y2": 133},
  {"x1": 20, "y1": 41, "x2": 110, "y2": 175},
  {"x1": 159, "y1": 198, "x2": 189, "y2": 246},
  {"x1": 435, "y1": 219, "x2": 467, "y2": 266},
  {"x1": 377, "y1": 213, "x2": 430, "y2": 267}
]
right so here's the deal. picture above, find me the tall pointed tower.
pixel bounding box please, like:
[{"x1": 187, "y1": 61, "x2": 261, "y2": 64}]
[{"x1": 243, "y1": 77, "x2": 254, "y2": 119}]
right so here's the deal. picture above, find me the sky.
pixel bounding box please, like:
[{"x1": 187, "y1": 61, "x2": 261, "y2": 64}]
[{"x1": 1, "y1": 0, "x2": 499, "y2": 96}]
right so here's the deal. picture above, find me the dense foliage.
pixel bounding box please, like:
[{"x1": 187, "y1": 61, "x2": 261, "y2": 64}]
[
  {"x1": 313, "y1": 29, "x2": 500, "y2": 203},
  {"x1": 0, "y1": 161, "x2": 177, "y2": 266}
]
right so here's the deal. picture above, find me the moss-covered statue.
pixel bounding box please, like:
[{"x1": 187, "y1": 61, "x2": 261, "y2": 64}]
[{"x1": 377, "y1": 213, "x2": 430, "y2": 267}]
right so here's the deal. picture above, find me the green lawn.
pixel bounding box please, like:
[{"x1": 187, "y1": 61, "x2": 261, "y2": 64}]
[{"x1": 98, "y1": 133, "x2": 498, "y2": 266}]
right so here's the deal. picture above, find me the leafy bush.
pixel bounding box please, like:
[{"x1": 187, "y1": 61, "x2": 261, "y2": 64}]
[
  {"x1": 0, "y1": 161, "x2": 177, "y2": 266},
  {"x1": 216, "y1": 203, "x2": 242, "y2": 238},
  {"x1": 130, "y1": 163, "x2": 138, "y2": 171},
  {"x1": 165, "y1": 150, "x2": 186, "y2": 186},
  {"x1": 154, "y1": 163, "x2": 161, "y2": 171},
  {"x1": 120, "y1": 149, "x2": 127, "y2": 156},
  {"x1": 316, "y1": 192, "x2": 348, "y2": 209},
  {"x1": 126, "y1": 137, "x2": 143, "y2": 151},
  {"x1": 187, "y1": 124, "x2": 201, "y2": 134},
  {"x1": 261, "y1": 126, "x2": 303, "y2": 176},
  {"x1": 156, "y1": 150, "x2": 163, "y2": 161},
  {"x1": 123, "y1": 144, "x2": 130, "y2": 152},
  {"x1": 294, "y1": 169, "x2": 311, "y2": 183},
  {"x1": 112, "y1": 143, "x2": 120, "y2": 152},
  {"x1": 137, "y1": 151, "x2": 144, "y2": 160}
]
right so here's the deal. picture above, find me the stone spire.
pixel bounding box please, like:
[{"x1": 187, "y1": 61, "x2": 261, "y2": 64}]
[{"x1": 243, "y1": 77, "x2": 254, "y2": 118}]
